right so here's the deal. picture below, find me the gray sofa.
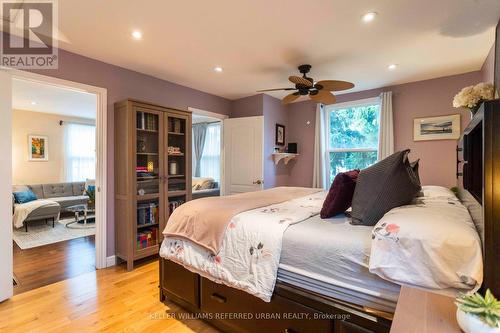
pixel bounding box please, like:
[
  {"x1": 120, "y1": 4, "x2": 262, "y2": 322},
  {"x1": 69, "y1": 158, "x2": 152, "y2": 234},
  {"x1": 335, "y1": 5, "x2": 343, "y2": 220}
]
[{"x1": 13, "y1": 182, "x2": 89, "y2": 231}]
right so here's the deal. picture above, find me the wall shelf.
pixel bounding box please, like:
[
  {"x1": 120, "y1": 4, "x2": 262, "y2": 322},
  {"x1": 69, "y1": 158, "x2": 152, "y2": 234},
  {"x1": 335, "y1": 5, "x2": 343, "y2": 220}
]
[{"x1": 272, "y1": 153, "x2": 299, "y2": 165}]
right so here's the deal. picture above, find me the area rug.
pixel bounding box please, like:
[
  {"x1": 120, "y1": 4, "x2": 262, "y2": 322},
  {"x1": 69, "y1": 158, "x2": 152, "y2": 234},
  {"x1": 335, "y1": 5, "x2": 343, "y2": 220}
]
[{"x1": 12, "y1": 217, "x2": 96, "y2": 250}]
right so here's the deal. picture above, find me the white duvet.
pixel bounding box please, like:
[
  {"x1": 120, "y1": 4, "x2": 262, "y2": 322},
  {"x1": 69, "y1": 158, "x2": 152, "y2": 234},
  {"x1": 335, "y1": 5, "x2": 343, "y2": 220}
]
[
  {"x1": 369, "y1": 186, "x2": 483, "y2": 296},
  {"x1": 159, "y1": 191, "x2": 326, "y2": 301}
]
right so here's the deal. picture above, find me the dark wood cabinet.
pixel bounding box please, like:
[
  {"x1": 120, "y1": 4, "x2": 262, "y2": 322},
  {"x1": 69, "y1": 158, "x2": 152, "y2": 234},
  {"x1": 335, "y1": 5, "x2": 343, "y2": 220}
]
[{"x1": 115, "y1": 100, "x2": 191, "y2": 270}]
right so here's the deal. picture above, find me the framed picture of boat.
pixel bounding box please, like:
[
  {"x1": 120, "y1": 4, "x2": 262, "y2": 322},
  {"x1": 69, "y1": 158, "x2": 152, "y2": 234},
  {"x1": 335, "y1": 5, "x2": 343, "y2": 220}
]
[{"x1": 413, "y1": 114, "x2": 461, "y2": 141}]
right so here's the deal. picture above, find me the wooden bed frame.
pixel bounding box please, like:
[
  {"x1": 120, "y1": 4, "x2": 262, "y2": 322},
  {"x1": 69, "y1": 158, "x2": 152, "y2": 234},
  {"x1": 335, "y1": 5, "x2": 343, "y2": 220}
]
[{"x1": 159, "y1": 99, "x2": 500, "y2": 333}]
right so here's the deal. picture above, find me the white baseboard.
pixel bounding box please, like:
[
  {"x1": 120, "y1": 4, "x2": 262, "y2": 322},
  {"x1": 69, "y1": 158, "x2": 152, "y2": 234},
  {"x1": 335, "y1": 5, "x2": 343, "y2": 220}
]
[{"x1": 106, "y1": 255, "x2": 116, "y2": 267}]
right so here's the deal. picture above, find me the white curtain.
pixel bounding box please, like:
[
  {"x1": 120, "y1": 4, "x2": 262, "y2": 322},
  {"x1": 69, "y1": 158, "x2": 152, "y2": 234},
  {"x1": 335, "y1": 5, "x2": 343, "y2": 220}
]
[
  {"x1": 63, "y1": 123, "x2": 96, "y2": 182},
  {"x1": 192, "y1": 123, "x2": 208, "y2": 177},
  {"x1": 192, "y1": 123, "x2": 221, "y2": 183},
  {"x1": 312, "y1": 104, "x2": 329, "y2": 189},
  {"x1": 378, "y1": 91, "x2": 394, "y2": 160}
]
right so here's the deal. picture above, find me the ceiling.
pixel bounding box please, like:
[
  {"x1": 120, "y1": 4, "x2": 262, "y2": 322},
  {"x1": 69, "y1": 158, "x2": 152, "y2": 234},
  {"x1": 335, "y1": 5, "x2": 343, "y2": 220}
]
[
  {"x1": 12, "y1": 79, "x2": 97, "y2": 119},
  {"x1": 18, "y1": 1, "x2": 500, "y2": 100}
]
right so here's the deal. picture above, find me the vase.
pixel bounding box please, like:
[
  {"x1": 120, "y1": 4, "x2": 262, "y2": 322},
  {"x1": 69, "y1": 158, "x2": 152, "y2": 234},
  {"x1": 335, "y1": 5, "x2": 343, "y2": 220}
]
[{"x1": 456, "y1": 309, "x2": 500, "y2": 333}]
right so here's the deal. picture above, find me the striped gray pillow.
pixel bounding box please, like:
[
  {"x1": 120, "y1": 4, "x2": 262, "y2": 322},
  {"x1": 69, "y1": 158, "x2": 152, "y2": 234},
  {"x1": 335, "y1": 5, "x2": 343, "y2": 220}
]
[{"x1": 350, "y1": 150, "x2": 421, "y2": 226}]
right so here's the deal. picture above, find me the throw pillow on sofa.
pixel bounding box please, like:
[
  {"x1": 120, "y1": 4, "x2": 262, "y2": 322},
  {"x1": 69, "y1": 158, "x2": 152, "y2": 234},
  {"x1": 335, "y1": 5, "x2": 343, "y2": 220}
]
[
  {"x1": 13, "y1": 190, "x2": 38, "y2": 204},
  {"x1": 320, "y1": 169, "x2": 360, "y2": 218},
  {"x1": 350, "y1": 150, "x2": 421, "y2": 226}
]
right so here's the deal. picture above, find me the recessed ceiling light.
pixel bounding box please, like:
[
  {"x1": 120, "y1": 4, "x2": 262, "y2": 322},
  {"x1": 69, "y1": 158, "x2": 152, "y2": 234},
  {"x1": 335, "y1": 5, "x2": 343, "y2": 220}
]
[
  {"x1": 131, "y1": 30, "x2": 143, "y2": 40},
  {"x1": 388, "y1": 64, "x2": 398, "y2": 70},
  {"x1": 362, "y1": 12, "x2": 377, "y2": 23},
  {"x1": 31, "y1": 101, "x2": 37, "y2": 105},
  {"x1": 213, "y1": 66, "x2": 223, "y2": 73}
]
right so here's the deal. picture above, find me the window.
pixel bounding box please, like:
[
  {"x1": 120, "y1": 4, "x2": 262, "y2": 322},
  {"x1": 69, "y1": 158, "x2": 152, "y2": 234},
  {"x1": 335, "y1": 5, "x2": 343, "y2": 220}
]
[
  {"x1": 326, "y1": 98, "x2": 380, "y2": 183},
  {"x1": 195, "y1": 122, "x2": 221, "y2": 183},
  {"x1": 64, "y1": 123, "x2": 96, "y2": 182}
]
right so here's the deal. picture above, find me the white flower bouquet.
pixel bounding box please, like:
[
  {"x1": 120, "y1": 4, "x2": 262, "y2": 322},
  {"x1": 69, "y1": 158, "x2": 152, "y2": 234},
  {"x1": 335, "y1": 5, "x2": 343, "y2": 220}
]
[{"x1": 453, "y1": 82, "x2": 494, "y2": 114}]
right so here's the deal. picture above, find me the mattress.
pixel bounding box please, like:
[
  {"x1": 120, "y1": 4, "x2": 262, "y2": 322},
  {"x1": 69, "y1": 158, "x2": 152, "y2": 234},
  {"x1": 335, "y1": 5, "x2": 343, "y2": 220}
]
[{"x1": 278, "y1": 213, "x2": 401, "y2": 313}]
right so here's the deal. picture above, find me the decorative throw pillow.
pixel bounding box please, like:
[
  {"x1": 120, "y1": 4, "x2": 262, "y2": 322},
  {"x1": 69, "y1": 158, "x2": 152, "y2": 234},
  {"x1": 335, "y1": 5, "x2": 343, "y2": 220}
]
[
  {"x1": 320, "y1": 169, "x2": 360, "y2": 218},
  {"x1": 13, "y1": 190, "x2": 38, "y2": 204},
  {"x1": 410, "y1": 159, "x2": 421, "y2": 185},
  {"x1": 350, "y1": 150, "x2": 422, "y2": 226}
]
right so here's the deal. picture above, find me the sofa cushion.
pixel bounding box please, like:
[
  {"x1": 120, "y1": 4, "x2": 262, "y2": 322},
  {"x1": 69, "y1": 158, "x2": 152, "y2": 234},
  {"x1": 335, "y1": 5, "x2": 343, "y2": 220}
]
[
  {"x1": 42, "y1": 183, "x2": 74, "y2": 198},
  {"x1": 72, "y1": 182, "x2": 86, "y2": 196},
  {"x1": 50, "y1": 195, "x2": 89, "y2": 209},
  {"x1": 29, "y1": 185, "x2": 45, "y2": 199},
  {"x1": 13, "y1": 190, "x2": 37, "y2": 204},
  {"x1": 192, "y1": 177, "x2": 215, "y2": 190}
]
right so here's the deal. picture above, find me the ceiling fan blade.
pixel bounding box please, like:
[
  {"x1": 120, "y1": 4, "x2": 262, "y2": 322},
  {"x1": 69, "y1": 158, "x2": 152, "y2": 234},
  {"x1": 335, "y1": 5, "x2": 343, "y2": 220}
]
[
  {"x1": 309, "y1": 90, "x2": 336, "y2": 105},
  {"x1": 315, "y1": 80, "x2": 354, "y2": 91},
  {"x1": 256, "y1": 88, "x2": 297, "y2": 92},
  {"x1": 289, "y1": 76, "x2": 313, "y2": 87},
  {"x1": 282, "y1": 93, "x2": 300, "y2": 105}
]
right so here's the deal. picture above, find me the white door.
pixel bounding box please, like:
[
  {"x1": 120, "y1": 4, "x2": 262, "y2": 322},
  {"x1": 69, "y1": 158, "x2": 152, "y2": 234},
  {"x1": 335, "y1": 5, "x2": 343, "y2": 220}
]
[
  {"x1": 223, "y1": 116, "x2": 264, "y2": 195},
  {"x1": 0, "y1": 70, "x2": 13, "y2": 302}
]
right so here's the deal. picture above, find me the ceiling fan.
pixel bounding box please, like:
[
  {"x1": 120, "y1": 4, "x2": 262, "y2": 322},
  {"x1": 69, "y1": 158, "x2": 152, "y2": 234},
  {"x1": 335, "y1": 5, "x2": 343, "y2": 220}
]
[{"x1": 258, "y1": 64, "x2": 355, "y2": 105}]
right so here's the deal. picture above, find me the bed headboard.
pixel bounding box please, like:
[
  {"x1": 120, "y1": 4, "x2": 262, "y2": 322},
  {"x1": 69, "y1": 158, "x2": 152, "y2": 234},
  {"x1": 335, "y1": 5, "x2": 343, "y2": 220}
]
[{"x1": 457, "y1": 99, "x2": 500, "y2": 297}]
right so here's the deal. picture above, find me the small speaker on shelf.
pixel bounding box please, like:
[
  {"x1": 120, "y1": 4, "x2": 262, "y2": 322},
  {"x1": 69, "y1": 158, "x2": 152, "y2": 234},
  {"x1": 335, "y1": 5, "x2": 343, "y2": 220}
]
[{"x1": 287, "y1": 143, "x2": 297, "y2": 154}]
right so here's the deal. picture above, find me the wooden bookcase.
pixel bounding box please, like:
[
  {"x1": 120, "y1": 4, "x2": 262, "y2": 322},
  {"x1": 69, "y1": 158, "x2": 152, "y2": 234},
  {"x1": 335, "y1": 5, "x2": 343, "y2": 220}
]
[{"x1": 114, "y1": 99, "x2": 192, "y2": 270}]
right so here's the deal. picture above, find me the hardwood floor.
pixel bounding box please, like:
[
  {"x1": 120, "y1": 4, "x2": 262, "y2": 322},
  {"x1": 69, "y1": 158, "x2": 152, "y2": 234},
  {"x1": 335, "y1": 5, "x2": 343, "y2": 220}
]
[
  {"x1": 0, "y1": 260, "x2": 220, "y2": 333},
  {"x1": 13, "y1": 235, "x2": 96, "y2": 295}
]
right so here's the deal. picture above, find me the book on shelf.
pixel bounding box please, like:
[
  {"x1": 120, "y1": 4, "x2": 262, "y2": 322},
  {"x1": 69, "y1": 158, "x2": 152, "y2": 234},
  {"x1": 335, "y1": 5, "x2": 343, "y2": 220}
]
[
  {"x1": 169, "y1": 199, "x2": 185, "y2": 214},
  {"x1": 137, "y1": 202, "x2": 159, "y2": 226},
  {"x1": 137, "y1": 227, "x2": 157, "y2": 250},
  {"x1": 136, "y1": 112, "x2": 157, "y2": 131}
]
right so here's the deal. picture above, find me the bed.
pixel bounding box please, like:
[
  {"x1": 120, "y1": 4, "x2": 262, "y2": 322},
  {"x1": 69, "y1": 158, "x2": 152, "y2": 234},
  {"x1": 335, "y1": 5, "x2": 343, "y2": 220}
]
[{"x1": 160, "y1": 100, "x2": 500, "y2": 333}]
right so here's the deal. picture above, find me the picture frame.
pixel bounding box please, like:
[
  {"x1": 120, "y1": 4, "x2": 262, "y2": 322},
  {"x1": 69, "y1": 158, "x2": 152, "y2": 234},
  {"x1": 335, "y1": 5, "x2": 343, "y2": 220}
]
[
  {"x1": 275, "y1": 124, "x2": 285, "y2": 146},
  {"x1": 28, "y1": 135, "x2": 49, "y2": 161},
  {"x1": 413, "y1": 114, "x2": 461, "y2": 141}
]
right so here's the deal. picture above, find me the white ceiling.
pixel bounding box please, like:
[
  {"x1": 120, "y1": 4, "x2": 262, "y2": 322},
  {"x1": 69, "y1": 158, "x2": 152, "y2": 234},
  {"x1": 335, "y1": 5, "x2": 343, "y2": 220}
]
[
  {"x1": 20, "y1": 1, "x2": 500, "y2": 99},
  {"x1": 12, "y1": 79, "x2": 97, "y2": 119}
]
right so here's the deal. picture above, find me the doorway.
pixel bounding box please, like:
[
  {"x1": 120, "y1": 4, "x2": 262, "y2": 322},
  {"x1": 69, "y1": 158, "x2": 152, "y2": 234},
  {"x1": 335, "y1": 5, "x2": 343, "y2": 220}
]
[
  {"x1": 0, "y1": 69, "x2": 108, "y2": 300},
  {"x1": 189, "y1": 107, "x2": 227, "y2": 198}
]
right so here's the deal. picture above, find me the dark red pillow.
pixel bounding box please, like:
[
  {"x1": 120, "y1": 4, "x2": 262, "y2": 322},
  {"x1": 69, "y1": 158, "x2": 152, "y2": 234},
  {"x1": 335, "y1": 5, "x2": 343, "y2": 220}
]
[{"x1": 320, "y1": 169, "x2": 360, "y2": 218}]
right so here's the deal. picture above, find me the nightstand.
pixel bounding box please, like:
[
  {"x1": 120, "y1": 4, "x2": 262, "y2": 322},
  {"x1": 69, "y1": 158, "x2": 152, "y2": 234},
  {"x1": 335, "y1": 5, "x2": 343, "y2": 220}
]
[{"x1": 390, "y1": 286, "x2": 461, "y2": 333}]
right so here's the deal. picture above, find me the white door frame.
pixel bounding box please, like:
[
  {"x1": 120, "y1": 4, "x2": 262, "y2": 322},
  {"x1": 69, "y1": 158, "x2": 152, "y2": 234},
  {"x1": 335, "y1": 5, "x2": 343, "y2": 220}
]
[
  {"x1": 188, "y1": 107, "x2": 228, "y2": 195},
  {"x1": 4, "y1": 68, "x2": 108, "y2": 271}
]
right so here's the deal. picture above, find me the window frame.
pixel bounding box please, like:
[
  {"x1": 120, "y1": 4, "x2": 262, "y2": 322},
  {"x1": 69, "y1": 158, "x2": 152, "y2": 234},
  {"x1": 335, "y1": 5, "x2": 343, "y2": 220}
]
[{"x1": 325, "y1": 97, "x2": 381, "y2": 179}]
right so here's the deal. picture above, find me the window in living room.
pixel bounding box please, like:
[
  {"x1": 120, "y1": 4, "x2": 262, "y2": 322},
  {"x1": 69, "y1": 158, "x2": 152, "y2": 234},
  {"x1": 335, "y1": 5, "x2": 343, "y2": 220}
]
[
  {"x1": 325, "y1": 98, "x2": 380, "y2": 183},
  {"x1": 64, "y1": 122, "x2": 96, "y2": 182}
]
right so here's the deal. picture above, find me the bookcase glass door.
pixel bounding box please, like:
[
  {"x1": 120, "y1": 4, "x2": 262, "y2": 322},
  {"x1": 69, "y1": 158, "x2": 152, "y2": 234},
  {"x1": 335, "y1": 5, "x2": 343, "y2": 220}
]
[
  {"x1": 165, "y1": 114, "x2": 188, "y2": 228},
  {"x1": 135, "y1": 109, "x2": 162, "y2": 251}
]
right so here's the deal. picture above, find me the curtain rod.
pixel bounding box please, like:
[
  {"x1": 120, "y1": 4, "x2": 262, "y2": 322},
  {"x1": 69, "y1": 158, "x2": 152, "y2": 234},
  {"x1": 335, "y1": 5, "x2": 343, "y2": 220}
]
[
  {"x1": 193, "y1": 121, "x2": 221, "y2": 125},
  {"x1": 59, "y1": 120, "x2": 96, "y2": 126}
]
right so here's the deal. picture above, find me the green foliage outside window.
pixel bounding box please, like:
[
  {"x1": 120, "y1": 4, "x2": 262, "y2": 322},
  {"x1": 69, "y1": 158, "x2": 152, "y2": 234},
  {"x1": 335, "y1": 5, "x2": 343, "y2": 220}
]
[{"x1": 328, "y1": 104, "x2": 380, "y2": 181}]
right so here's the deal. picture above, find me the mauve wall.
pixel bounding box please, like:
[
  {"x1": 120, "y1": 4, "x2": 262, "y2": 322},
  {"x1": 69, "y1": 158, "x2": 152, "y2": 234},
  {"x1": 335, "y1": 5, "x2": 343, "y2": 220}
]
[
  {"x1": 28, "y1": 48, "x2": 231, "y2": 256},
  {"x1": 287, "y1": 71, "x2": 483, "y2": 188},
  {"x1": 262, "y1": 95, "x2": 290, "y2": 188}
]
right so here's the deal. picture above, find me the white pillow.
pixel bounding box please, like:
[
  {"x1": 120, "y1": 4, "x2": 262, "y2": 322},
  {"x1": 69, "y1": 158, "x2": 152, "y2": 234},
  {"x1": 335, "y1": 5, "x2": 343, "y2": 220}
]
[
  {"x1": 369, "y1": 194, "x2": 483, "y2": 296},
  {"x1": 192, "y1": 177, "x2": 214, "y2": 190},
  {"x1": 421, "y1": 185, "x2": 456, "y2": 199}
]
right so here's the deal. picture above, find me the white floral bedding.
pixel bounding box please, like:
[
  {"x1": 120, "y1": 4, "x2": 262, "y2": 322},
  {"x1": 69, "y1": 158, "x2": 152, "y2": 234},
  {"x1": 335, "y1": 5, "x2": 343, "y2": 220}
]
[
  {"x1": 159, "y1": 191, "x2": 326, "y2": 301},
  {"x1": 369, "y1": 187, "x2": 483, "y2": 296}
]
